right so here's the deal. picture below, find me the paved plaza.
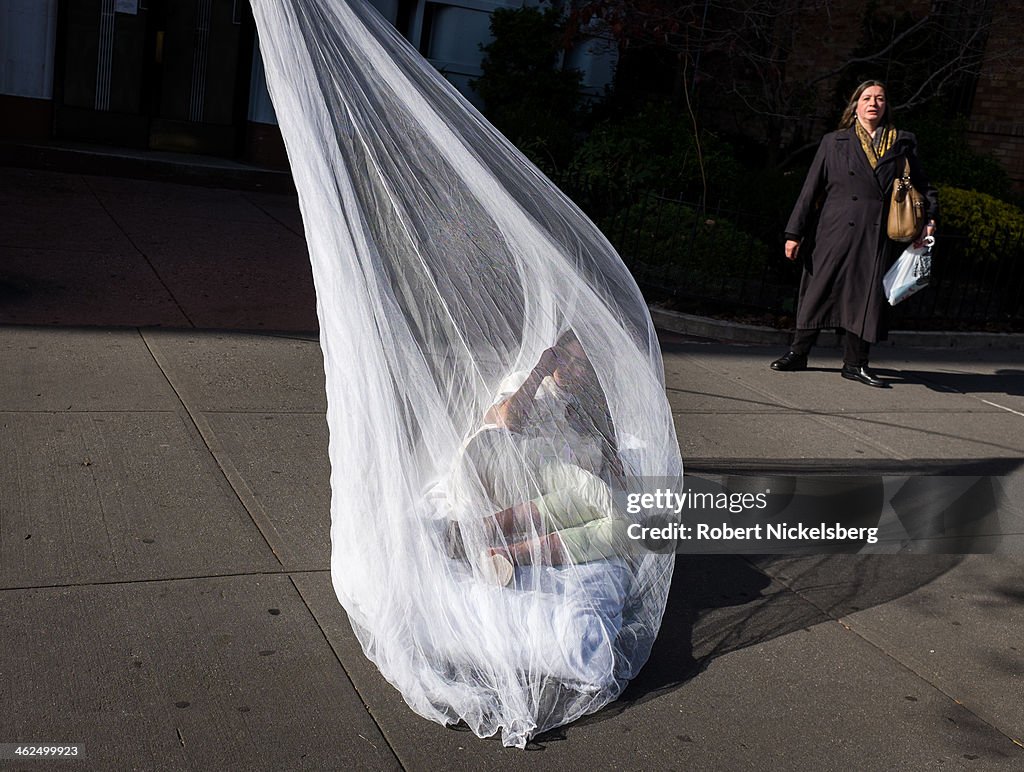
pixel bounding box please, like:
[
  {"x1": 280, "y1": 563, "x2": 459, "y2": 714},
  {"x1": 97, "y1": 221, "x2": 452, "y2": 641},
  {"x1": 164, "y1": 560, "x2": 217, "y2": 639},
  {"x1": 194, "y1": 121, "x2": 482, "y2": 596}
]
[{"x1": 1, "y1": 166, "x2": 1022, "y2": 769}]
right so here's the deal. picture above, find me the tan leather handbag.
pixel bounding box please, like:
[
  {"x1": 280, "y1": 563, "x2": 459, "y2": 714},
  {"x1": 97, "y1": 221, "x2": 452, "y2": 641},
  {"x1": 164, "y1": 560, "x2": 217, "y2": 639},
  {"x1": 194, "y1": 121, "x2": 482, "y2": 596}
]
[{"x1": 887, "y1": 159, "x2": 925, "y2": 242}]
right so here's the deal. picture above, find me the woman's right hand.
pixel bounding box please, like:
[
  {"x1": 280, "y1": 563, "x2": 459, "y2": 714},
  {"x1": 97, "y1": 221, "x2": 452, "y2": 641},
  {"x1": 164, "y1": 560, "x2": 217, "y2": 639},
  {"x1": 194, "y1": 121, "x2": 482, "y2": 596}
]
[{"x1": 784, "y1": 239, "x2": 801, "y2": 261}]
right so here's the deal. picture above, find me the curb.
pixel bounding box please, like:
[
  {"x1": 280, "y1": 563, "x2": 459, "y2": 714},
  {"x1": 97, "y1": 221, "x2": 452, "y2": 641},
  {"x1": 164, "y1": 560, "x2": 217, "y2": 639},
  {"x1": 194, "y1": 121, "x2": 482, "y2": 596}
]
[
  {"x1": 3, "y1": 144, "x2": 1020, "y2": 351},
  {"x1": 649, "y1": 306, "x2": 1024, "y2": 350},
  {"x1": 0, "y1": 141, "x2": 295, "y2": 193},
  {"x1": 649, "y1": 307, "x2": 789, "y2": 346}
]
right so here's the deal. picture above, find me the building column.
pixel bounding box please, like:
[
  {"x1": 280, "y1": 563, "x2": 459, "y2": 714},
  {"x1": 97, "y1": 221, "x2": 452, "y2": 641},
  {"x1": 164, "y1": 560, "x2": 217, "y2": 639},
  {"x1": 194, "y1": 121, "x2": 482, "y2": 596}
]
[{"x1": 0, "y1": 0, "x2": 59, "y2": 139}]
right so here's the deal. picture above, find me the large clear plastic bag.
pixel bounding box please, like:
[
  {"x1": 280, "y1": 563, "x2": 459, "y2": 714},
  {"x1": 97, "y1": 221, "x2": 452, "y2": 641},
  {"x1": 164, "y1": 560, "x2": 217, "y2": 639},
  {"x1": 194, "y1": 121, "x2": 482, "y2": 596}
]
[{"x1": 250, "y1": 0, "x2": 682, "y2": 747}]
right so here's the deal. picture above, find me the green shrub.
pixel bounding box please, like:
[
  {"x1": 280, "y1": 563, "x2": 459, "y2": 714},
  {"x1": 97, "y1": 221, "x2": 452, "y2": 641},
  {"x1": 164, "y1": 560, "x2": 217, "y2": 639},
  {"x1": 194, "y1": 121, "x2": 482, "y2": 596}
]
[
  {"x1": 602, "y1": 198, "x2": 771, "y2": 284},
  {"x1": 902, "y1": 112, "x2": 1013, "y2": 200},
  {"x1": 472, "y1": 5, "x2": 585, "y2": 176},
  {"x1": 730, "y1": 165, "x2": 808, "y2": 236},
  {"x1": 937, "y1": 184, "x2": 1024, "y2": 259},
  {"x1": 566, "y1": 103, "x2": 744, "y2": 207}
]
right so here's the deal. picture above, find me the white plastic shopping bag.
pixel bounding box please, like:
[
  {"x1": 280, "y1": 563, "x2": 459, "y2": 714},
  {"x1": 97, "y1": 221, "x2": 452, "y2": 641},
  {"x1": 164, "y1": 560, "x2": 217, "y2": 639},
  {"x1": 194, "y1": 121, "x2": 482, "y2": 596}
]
[{"x1": 883, "y1": 236, "x2": 934, "y2": 306}]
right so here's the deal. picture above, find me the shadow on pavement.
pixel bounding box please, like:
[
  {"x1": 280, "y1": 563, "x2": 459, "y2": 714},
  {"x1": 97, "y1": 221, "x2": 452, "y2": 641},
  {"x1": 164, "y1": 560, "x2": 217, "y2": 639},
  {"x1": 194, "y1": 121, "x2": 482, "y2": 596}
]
[
  {"x1": 530, "y1": 553, "x2": 963, "y2": 748},
  {"x1": 877, "y1": 368, "x2": 1024, "y2": 397}
]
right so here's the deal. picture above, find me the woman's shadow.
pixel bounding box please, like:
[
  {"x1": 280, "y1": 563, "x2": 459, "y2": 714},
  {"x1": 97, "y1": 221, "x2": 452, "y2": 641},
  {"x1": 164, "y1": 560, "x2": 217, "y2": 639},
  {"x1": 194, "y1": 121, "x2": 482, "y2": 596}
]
[{"x1": 875, "y1": 367, "x2": 1024, "y2": 396}]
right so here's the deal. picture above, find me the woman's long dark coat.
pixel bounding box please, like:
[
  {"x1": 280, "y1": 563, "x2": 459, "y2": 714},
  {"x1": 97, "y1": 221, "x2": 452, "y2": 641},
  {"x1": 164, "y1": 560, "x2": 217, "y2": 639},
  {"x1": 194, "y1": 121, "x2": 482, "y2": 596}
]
[{"x1": 785, "y1": 126, "x2": 939, "y2": 343}]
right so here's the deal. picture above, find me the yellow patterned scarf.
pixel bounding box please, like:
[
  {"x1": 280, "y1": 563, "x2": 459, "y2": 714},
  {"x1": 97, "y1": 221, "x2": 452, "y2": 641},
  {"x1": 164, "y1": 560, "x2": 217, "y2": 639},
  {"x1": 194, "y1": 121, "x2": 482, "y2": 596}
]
[{"x1": 855, "y1": 120, "x2": 896, "y2": 168}]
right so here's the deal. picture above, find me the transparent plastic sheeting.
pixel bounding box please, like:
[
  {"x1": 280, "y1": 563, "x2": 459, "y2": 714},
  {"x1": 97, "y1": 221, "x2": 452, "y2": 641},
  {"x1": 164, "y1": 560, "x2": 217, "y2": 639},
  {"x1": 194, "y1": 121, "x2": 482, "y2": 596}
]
[{"x1": 250, "y1": 0, "x2": 682, "y2": 746}]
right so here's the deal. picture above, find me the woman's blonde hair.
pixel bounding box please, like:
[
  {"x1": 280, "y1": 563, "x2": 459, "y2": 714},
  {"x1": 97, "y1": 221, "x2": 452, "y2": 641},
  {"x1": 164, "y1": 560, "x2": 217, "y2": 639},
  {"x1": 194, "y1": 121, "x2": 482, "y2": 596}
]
[{"x1": 837, "y1": 80, "x2": 892, "y2": 130}]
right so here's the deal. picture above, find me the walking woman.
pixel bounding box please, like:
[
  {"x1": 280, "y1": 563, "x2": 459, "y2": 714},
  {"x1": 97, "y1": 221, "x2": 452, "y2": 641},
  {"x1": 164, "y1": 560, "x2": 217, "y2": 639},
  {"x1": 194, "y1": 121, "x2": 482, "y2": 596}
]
[{"x1": 770, "y1": 80, "x2": 939, "y2": 387}]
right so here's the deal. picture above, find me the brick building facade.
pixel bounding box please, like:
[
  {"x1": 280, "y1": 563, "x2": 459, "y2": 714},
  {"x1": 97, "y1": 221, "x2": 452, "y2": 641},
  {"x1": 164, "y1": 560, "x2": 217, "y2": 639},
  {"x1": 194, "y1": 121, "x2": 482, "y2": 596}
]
[
  {"x1": 699, "y1": 0, "x2": 1022, "y2": 189},
  {"x1": 787, "y1": 0, "x2": 1024, "y2": 189},
  {"x1": 965, "y1": 3, "x2": 1024, "y2": 188}
]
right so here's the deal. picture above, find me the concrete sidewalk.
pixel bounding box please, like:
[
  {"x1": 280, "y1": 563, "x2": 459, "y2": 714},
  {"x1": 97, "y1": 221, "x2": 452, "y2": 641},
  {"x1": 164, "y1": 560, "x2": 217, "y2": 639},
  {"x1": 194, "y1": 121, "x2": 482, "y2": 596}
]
[{"x1": 2, "y1": 167, "x2": 1023, "y2": 769}]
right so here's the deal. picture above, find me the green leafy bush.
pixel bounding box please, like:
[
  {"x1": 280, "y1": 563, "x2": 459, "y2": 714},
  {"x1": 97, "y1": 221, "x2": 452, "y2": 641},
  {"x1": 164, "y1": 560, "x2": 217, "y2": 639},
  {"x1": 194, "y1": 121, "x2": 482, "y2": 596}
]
[
  {"x1": 566, "y1": 103, "x2": 744, "y2": 207},
  {"x1": 937, "y1": 184, "x2": 1024, "y2": 259},
  {"x1": 602, "y1": 198, "x2": 771, "y2": 285}
]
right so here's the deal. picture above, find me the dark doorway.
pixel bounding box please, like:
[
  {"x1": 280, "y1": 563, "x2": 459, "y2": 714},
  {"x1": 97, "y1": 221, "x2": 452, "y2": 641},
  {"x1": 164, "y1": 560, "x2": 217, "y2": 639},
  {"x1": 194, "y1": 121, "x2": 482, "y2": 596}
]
[{"x1": 54, "y1": 0, "x2": 255, "y2": 157}]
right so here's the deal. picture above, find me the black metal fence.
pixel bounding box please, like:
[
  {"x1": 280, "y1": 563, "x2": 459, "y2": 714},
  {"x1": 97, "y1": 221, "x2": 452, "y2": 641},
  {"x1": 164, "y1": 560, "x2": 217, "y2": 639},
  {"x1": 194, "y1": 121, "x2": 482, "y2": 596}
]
[
  {"x1": 893, "y1": 232, "x2": 1024, "y2": 328},
  {"x1": 589, "y1": 190, "x2": 1024, "y2": 331}
]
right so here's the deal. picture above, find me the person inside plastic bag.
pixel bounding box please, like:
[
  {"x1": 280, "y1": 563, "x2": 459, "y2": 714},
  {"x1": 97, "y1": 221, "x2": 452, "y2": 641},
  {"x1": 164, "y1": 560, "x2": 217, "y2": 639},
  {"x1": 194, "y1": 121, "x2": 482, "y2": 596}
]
[{"x1": 444, "y1": 332, "x2": 635, "y2": 584}]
